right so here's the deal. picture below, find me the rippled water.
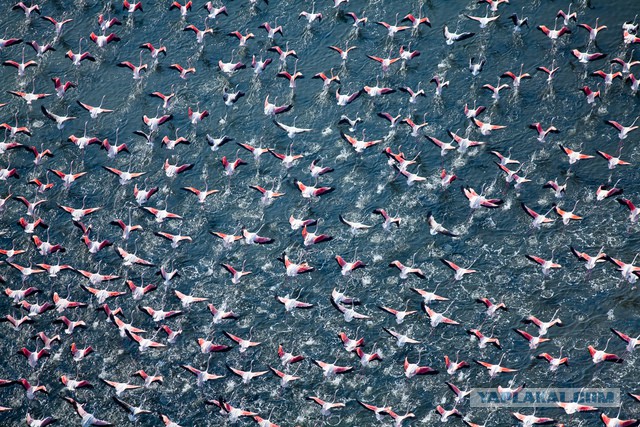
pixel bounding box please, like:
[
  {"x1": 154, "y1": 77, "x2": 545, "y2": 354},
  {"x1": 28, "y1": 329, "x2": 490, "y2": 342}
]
[{"x1": 1, "y1": 0, "x2": 640, "y2": 426}]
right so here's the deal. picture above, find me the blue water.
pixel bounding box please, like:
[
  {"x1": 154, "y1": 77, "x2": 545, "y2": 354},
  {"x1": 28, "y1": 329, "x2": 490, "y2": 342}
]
[{"x1": 1, "y1": 0, "x2": 640, "y2": 425}]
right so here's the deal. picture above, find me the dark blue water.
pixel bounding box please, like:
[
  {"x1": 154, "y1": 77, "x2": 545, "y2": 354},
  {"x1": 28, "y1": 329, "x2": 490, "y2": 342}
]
[{"x1": 1, "y1": 0, "x2": 640, "y2": 425}]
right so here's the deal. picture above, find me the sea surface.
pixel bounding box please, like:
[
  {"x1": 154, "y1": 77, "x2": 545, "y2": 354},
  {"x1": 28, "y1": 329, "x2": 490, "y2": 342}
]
[{"x1": 1, "y1": 0, "x2": 640, "y2": 425}]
